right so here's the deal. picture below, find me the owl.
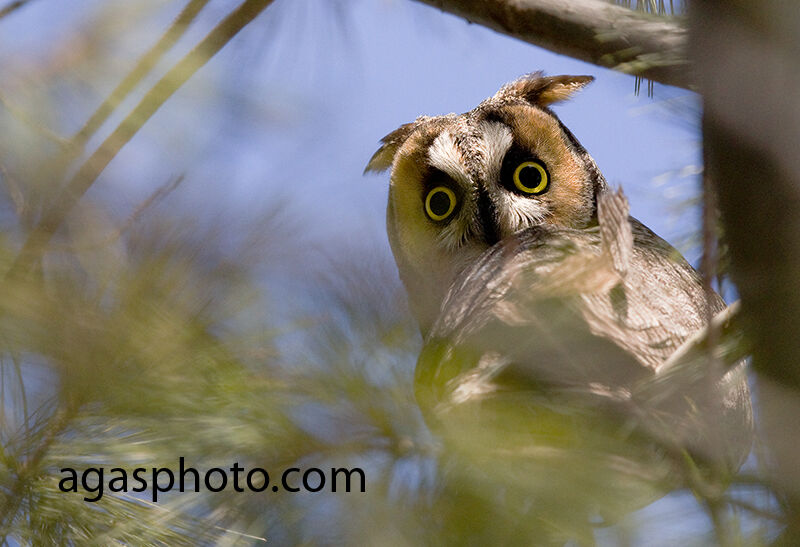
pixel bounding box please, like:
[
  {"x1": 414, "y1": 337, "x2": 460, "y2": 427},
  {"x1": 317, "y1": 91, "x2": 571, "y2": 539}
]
[{"x1": 366, "y1": 73, "x2": 752, "y2": 527}]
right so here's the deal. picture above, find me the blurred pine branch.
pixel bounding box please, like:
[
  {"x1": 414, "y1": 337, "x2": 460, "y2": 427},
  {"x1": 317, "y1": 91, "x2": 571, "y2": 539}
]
[{"x1": 6, "y1": 0, "x2": 274, "y2": 279}]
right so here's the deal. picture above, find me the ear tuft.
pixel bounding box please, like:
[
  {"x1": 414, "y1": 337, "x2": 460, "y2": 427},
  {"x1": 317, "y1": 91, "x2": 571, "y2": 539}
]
[
  {"x1": 364, "y1": 121, "x2": 421, "y2": 174},
  {"x1": 500, "y1": 72, "x2": 594, "y2": 107}
]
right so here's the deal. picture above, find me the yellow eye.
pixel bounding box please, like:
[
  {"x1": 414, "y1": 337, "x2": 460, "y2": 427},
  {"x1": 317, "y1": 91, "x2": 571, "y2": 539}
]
[
  {"x1": 512, "y1": 161, "x2": 549, "y2": 194},
  {"x1": 424, "y1": 186, "x2": 457, "y2": 221}
]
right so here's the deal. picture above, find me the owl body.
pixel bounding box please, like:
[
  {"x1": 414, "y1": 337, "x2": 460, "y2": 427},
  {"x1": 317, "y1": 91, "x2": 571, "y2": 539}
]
[{"x1": 366, "y1": 73, "x2": 752, "y2": 501}]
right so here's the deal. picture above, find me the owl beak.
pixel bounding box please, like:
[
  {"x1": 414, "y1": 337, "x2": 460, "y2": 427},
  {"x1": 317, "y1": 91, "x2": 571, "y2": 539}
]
[{"x1": 477, "y1": 185, "x2": 500, "y2": 246}]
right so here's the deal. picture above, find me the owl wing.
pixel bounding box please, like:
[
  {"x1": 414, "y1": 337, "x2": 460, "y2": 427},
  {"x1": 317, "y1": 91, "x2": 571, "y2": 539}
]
[{"x1": 416, "y1": 190, "x2": 752, "y2": 470}]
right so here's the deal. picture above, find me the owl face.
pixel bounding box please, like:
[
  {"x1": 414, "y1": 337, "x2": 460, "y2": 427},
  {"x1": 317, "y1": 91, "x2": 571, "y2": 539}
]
[{"x1": 367, "y1": 73, "x2": 607, "y2": 332}]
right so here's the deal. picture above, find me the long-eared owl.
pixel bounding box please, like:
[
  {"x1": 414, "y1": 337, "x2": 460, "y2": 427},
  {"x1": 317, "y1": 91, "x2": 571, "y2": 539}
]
[{"x1": 366, "y1": 73, "x2": 753, "y2": 523}]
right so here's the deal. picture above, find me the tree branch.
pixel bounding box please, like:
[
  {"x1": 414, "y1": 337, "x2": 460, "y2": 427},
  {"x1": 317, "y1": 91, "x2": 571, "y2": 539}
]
[{"x1": 412, "y1": 0, "x2": 690, "y2": 89}]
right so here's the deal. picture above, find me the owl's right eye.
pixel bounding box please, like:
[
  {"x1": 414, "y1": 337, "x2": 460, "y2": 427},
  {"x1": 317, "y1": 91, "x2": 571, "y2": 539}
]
[
  {"x1": 425, "y1": 186, "x2": 457, "y2": 221},
  {"x1": 512, "y1": 160, "x2": 549, "y2": 195}
]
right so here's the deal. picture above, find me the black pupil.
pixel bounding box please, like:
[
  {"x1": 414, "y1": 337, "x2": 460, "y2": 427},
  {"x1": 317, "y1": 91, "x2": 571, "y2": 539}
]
[
  {"x1": 429, "y1": 191, "x2": 451, "y2": 216},
  {"x1": 519, "y1": 165, "x2": 542, "y2": 189}
]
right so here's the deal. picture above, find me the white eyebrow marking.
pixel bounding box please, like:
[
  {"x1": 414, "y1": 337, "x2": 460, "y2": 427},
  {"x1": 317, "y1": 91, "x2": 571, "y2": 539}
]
[
  {"x1": 428, "y1": 131, "x2": 470, "y2": 184},
  {"x1": 477, "y1": 121, "x2": 513, "y2": 183}
]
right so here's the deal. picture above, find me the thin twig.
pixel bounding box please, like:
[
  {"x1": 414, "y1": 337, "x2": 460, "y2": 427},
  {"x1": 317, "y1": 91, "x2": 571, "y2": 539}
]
[
  {"x1": 726, "y1": 497, "x2": 785, "y2": 523},
  {"x1": 66, "y1": 174, "x2": 186, "y2": 251},
  {"x1": 0, "y1": 0, "x2": 38, "y2": 20},
  {"x1": 111, "y1": 174, "x2": 185, "y2": 242},
  {"x1": 0, "y1": 90, "x2": 71, "y2": 147},
  {"x1": 5, "y1": 0, "x2": 274, "y2": 279}
]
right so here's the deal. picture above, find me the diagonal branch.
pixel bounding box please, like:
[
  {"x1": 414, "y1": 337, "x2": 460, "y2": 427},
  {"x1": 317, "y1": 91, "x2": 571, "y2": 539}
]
[
  {"x1": 5, "y1": 0, "x2": 275, "y2": 279},
  {"x1": 412, "y1": 0, "x2": 690, "y2": 89}
]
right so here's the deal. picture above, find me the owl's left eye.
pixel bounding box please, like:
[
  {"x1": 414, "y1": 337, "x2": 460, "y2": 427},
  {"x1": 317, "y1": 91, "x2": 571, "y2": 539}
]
[
  {"x1": 425, "y1": 186, "x2": 457, "y2": 221},
  {"x1": 512, "y1": 160, "x2": 549, "y2": 195}
]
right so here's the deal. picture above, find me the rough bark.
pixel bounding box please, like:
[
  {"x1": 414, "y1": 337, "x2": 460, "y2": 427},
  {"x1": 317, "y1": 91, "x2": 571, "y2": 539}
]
[{"x1": 413, "y1": 0, "x2": 690, "y2": 89}]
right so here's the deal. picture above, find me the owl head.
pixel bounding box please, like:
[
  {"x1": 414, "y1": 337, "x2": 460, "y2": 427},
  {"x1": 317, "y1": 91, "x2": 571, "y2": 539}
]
[{"x1": 366, "y1": 72, "x2": 607, "y2": 333}]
